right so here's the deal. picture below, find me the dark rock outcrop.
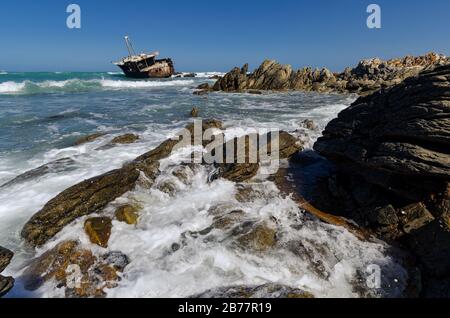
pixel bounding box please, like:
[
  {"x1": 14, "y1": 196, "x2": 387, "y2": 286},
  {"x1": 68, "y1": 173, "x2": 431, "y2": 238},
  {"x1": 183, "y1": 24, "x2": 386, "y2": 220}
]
[
  {"x1": 213, "y1": 53, "x2": 449, "y2": 95},
  {"x1": 313, "y1": 64, "x2": 450, "y2": 297},
  {"x1": 0, "y1": 246, "x2": 14, "y2": 297}
]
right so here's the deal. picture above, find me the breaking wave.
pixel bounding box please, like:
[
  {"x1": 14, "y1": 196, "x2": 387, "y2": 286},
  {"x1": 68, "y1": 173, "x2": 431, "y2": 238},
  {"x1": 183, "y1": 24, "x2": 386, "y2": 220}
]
[{"x1": 0, "y1": 79, "x2": 195, "y2": 95}]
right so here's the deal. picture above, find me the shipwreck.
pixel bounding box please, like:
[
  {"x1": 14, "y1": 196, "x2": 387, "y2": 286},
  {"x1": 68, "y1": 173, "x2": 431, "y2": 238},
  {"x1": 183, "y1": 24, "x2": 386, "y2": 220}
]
[{"x1": 113, "y1": 36, "x2": 175, "y2": 79}]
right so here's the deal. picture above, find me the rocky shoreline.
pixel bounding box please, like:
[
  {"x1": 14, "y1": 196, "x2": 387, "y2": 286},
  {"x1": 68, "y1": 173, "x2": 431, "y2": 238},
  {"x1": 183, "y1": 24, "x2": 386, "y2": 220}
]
[
  {"x1": 2, "y1": 54, "x2": 449, "y2": 298},
  {"x1": 195, "y1": 52, "x2": 449, "y2": 96}
]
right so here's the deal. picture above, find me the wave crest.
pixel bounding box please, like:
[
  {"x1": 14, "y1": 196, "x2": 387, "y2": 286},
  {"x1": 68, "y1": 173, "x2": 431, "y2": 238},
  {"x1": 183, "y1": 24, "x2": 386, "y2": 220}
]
[{"x1": 0, "y1": 79, "x2": 195, "y2": 95}]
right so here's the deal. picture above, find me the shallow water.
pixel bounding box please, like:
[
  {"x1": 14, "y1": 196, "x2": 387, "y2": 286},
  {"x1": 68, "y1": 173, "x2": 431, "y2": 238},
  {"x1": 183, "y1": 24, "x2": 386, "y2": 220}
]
[{"x1": 0, "y1": 72, "x2": 409, "y2": 298}]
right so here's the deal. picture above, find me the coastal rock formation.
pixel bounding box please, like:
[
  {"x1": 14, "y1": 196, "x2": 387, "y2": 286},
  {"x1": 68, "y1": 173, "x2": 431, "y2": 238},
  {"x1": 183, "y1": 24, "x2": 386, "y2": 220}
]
[
  {"x1": 21, "y1": 241, "x2": 129, "y2": 298},
  {"x1": 213, "y1": 131, "x2": 303, "y2": 182},
  {"x1": 0, "y1": 246, "x2": 14, "y2": 297},
  {"x1": 110, "y1": 133, "x2": 140, "y2": 145},
  {"x1": 74, "y1": 133, "x2": 106, "y2": 146},
  {"x1": 193, "y1": 284, "x2": 314, "y2": 298},
  {"x1": 21, "y1": 119, "x2": 302, "y2": 248},
  {"x1": 313, "y1": 64, "x2": 450, "y2": 296},
  {"x1": 22, "y1": 120, "x2": 223, "y2": 247},
  {"x1": 212, "y1": 53, "x2": 449, "y2": 95}
]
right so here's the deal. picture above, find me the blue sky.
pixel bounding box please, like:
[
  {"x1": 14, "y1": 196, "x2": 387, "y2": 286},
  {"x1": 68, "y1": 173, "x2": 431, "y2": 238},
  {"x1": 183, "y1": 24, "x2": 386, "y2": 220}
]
[{"x1": 0, "y1": 0, "x2": 449, "y2": 72}]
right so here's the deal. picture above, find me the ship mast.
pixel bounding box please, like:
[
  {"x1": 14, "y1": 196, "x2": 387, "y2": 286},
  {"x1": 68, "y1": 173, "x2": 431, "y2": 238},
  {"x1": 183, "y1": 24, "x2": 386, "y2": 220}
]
[{"x1": 124, "y1": 36, "x2": 136, "y2": 58}]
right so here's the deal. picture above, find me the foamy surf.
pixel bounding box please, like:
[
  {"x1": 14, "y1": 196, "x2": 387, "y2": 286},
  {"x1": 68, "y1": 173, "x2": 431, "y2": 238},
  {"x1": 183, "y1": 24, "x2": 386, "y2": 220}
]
[{"x1": 0, "y1": 78, "x2": 196, "y2": 95}]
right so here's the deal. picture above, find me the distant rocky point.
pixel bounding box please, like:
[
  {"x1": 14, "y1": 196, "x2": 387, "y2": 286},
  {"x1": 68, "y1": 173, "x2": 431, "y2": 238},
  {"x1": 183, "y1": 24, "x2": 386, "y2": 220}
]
[{"x1": 209, "y1": 52, "x2": 449, "y2": 96}]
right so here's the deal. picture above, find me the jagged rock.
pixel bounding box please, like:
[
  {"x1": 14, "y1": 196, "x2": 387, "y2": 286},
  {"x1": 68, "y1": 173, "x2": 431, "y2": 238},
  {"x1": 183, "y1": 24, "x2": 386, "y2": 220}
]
[
  {"x1": 192, "y1": 284, "x2": 314, "y2": 298},
  {"x1": 190, "y1": 107, "x2": 199, "y2": 118},
  {"x1": 315, "y1": 65, "x2": 450, "y2": 190},
  {"x1": 197, "y1": 83, "x2": 210, "y2": 90},
  {"x1": 400, "y1": 203, "x2": 435, "y2": 234},
  {"x1": 0, "y1": 246, "x2": 14, "y2": 298},
  {"x1": 313, "y1": 64, "x2": 450, "y2": 295},
  {"x1": 21, "y1": 241, "x2": 128, "y2": 297},
  {"x1": 115, "y1": 205, "x2": 140, "y2": 225},
  {"x1": 214, "y1": 131, "x2": 303, "y2": 182},
  {"x1": 0, "y1": 247, "x2": 14, "y2": 273},
  {"x1": 110, "y1": 134, "x2": 140, "y2": 145},
  {"x1": 22, "y1": 120, "x2": 223, "y2": 247},
  {"x1": 213, "y1": 53, "x2": 449, "y2": 95},
  {"x1": 0, "y1": 157, "x2": 77, "y2": 188},
  {"x1": 84, "y1": 217, "x2": 113, "y2": 248},
  {"x1": 74, "y1": 133, "x2": 106, "y2": 146}
]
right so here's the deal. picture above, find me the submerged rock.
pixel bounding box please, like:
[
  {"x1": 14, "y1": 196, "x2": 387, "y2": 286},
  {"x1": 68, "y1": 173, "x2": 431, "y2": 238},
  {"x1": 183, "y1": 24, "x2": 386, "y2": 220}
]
[
  {"x1": 237, "y1": 224, "x2": 278, "y2": 252},
  {"x1": 74, "y1": 133, "x2": 106, "y2": 146},
  {"x1": 110, "y1": 134, "x2": 140, "y2": 145},
  {"x1": 0, "y1": 157, "x2": 77, "y2": 188},
  {"x1": 84, "y1": 217, "x2": 113, "y2": 248},
  {"x1": 193, "y1": 284, "x2": 314, "y2": 298},
  {"x1": 115, "y1": 204, "x2": 140, "y2": 225}
]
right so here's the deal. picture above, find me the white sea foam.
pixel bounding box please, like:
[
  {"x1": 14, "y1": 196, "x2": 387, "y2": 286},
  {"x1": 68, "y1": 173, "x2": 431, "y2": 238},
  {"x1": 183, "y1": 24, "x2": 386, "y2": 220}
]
[
  {"x1": 0, "y1": 79, "x2": 406, "y2": 299},
  {"x1": 100, "y1": 79, "x2": 195, "y2": 89},
  {"x1": 0, "y1": 79, "x2": 196, "y2": 95},
  {"x1": 0, "y1": 71, "x2": 8, "y2": 75},
  {"x1": 0, "y1": 81, "x2": 26, "y2": 93}
]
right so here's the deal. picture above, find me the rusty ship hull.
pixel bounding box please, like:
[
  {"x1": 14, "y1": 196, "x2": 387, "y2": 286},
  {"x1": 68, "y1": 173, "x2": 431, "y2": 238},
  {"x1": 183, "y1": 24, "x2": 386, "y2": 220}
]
[
  {"x1": 117, "y1": 58, "x2": 175, "y2": 79},
  {"x1": 114, "y1": 36, "x2": 175, "y2": 79}
]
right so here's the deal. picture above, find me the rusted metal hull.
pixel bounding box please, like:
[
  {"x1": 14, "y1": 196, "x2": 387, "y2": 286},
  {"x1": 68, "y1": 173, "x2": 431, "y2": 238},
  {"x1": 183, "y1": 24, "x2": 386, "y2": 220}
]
[{"x1": 118, "y1": 58, "x2": 175, "y2": 79}]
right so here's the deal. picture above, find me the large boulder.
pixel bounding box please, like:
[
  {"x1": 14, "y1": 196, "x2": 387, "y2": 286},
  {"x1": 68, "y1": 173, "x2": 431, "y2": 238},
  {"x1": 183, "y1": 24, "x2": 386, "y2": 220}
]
[{"x1": 313, "y1": 64, "x2": 450, "y2": 296}]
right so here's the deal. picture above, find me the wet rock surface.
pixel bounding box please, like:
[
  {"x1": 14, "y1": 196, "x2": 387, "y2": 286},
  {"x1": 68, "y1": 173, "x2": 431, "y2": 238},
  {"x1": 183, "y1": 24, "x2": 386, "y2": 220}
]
[
  {"x1": 1, "y1": 157, "x2": 77, "y2": 188},
  {"x1": 21, "y1": 120, "x2": 224, "y2": 247},
  {"x1": 0, "y1": 246, "x2": 14, "y2": 297},
  {"x1": 21, "y1": 241, "x2": 129, "y2": 298},
  {"x1": 110, "y1": 133, "x2": 140, "y2": 145},
  {"x1": 84, "y1": 217, "x2": 113, "y2": 248},
  {"x1": 74, "y1": 133, "x2": 106, "y2": 146},
  {"x1": 312, "y1": 64, "x2": 450, "y2": 297},
  {"x1": 213, "y1": 53, "x2": 449, "y2": 95}
]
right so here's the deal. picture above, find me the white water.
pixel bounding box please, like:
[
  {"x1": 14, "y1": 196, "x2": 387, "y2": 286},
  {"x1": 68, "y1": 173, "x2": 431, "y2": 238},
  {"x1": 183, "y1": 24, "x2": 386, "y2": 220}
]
[{"x1": 0, "y1": 81, "x2": 409, "y2": 298}]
